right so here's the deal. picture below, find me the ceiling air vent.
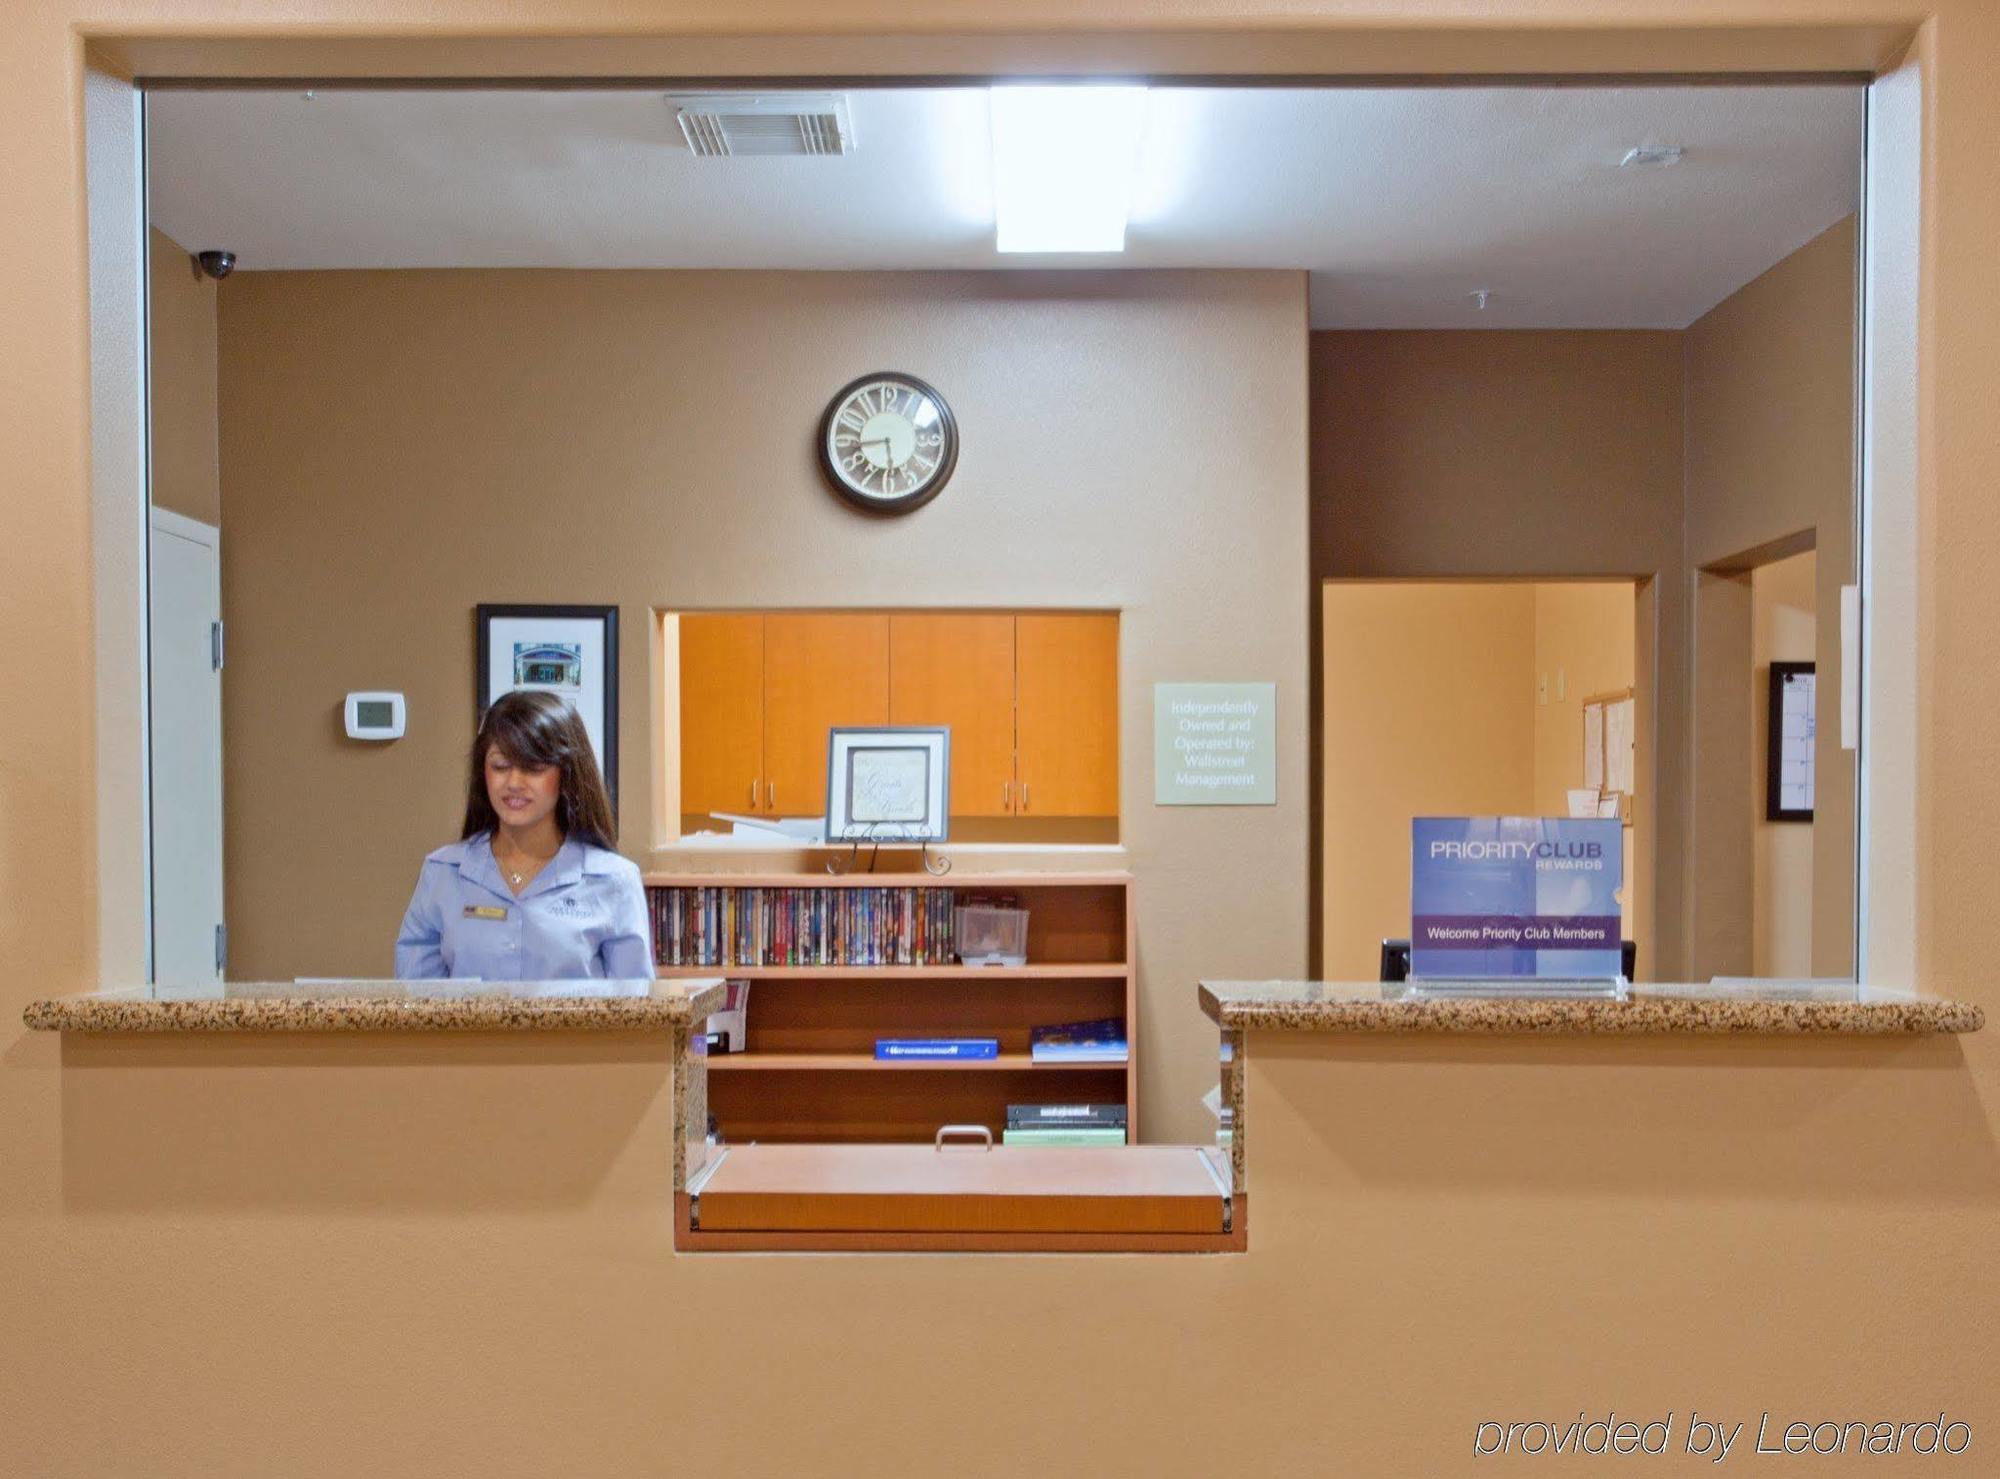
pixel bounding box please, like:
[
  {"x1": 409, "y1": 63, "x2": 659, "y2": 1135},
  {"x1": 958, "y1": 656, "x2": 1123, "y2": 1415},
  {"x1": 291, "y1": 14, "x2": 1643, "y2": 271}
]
[{"x1": 667, "y1": 94, "x2": 855, "y2": 157}]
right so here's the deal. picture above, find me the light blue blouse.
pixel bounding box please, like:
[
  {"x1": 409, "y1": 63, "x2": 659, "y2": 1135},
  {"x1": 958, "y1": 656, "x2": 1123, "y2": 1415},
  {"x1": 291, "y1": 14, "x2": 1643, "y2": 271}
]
[{"x1": 394, "y1": 832, "x2": 654, "y2": 981}]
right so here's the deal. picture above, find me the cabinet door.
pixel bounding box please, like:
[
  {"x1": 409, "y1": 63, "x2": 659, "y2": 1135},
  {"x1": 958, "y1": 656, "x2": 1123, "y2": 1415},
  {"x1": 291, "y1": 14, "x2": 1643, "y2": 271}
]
[
  {"x1": 889, "y1": 614, "x2": 1016, "y2": 818},
  {"x1": 1015, "y1": 613, "x2": 1119, "y2": 817},
  {"x1": 765, "y1": 613, "x2": 890, "y2": 817},
  {"x1": 679, "y1": 614, "x2": 766, "y2": 816}
]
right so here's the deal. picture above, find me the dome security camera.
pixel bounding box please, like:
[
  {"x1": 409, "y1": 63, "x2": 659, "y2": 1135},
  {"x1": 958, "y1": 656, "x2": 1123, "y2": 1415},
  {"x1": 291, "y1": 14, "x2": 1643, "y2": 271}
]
[{"x1": 195, "y1": 250, "x2": 237, "y2": 281}]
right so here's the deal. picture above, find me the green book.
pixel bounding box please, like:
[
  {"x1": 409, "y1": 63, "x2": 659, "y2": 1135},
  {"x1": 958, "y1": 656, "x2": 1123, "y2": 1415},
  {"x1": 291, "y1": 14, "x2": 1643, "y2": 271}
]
[{"x1": 1001, "y1": 1127, "x2": 1128, "y2": 1147}]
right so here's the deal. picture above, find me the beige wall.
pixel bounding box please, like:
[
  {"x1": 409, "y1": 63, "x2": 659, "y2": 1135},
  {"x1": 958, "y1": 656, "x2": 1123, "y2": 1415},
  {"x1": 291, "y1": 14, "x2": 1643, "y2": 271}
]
[
  {"x1": 1322, "y1": 580, "x2": 1637, "y2": 979},
  {"x1": 215, "y1": 267, "x2": 1310, "y2": 1143},
  {"x1": 1321, "y1": 582, "x2": 1537, "y2": 980},
  {"x1": 1533, "y1": 581, "x2": 1640, "y2": 951},
  {"x1": 1753, "y1": 550, "x2": 1818, "y2": 976},
  {"x1": 1685, "y1": 215, "x2": 1858, "y2": 979},
  {"x1": 1313, "y1": 331, "x2": 1683, "y2": 976},
  {"x1": 9, "y1": 9, "x2": 2000, "y2": 1478},
  {"x1": 146, "y1": 226, "x2": 219, "y2": 526},
  {"x1": 1530, "y1": 583, "x2": 1637, "y2": 815}
]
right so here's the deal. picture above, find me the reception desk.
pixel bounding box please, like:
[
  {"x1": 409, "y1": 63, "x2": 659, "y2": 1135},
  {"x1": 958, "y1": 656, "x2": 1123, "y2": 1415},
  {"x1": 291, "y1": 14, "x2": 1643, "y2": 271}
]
[
  {"x1": 25, "y1": 974, "x2": 1980, "y2": 1256},
  {"x1": 21, "y1": 973, "x2": 1996, "y2": 1470}
]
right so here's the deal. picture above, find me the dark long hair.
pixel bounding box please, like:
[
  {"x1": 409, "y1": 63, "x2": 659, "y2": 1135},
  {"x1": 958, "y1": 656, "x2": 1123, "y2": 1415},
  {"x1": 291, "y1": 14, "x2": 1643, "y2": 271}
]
[{"x1": 461, "y1": 690, "x2": 618, "y2": 849}]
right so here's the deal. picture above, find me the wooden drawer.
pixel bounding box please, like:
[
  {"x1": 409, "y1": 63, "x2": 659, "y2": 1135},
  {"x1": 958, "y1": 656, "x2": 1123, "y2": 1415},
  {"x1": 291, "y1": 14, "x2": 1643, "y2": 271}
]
[{"x1": 688, "y1": 1143, "x2": 1228, "y2": 1238}]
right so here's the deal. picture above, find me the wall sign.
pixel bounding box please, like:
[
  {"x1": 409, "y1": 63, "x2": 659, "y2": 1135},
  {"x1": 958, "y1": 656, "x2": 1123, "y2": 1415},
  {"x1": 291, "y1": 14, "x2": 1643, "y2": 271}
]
[{"x1": 1153, "y1": 682, "x2": 1276, "y2": 805}]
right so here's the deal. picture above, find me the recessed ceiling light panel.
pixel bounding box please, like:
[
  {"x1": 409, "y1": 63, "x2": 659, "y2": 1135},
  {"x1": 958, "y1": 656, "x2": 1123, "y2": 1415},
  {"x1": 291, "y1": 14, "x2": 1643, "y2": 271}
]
[{"x1": 990, "y1": 85, "x2": 1150, "y2": 253}]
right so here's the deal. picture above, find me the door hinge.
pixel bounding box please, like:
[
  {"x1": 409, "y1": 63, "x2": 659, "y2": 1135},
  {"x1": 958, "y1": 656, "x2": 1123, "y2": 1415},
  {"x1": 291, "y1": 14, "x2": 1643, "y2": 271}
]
[
  {"x1": 214, "y1": 923, "x2": 227, "y2": 977},
  {"x1": 210, "y1": 620, "x2": 225, "y2": 673}
]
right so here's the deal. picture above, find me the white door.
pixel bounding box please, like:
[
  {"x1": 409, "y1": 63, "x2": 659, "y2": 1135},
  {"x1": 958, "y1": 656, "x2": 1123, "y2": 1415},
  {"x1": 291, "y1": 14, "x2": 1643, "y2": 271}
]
[{"x1": 149, "y1": 508, "x2": 225, "y2": 982}]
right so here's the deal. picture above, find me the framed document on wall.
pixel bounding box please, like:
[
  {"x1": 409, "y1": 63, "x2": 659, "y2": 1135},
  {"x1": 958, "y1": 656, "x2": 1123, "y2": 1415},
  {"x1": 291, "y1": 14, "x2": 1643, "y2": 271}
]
[
  {"x1": 475, "y1": 604, "x2": 620, "y2": 806},
  {"x1": 1766, "y1": 661, "x2": 1815, "y2": 822}
]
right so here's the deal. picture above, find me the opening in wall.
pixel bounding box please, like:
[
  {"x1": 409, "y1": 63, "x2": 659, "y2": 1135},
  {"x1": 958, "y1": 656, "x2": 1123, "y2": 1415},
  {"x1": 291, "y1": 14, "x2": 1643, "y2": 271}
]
[{"x1": 658, "y1": 608, "x2": 1121, "y2": 849}]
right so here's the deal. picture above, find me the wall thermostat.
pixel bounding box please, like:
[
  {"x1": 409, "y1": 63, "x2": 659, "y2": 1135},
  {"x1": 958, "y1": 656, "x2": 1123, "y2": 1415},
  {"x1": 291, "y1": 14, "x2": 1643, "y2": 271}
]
[{"x1": 344, "y1": 692, "x2": 406, "y2": 741}]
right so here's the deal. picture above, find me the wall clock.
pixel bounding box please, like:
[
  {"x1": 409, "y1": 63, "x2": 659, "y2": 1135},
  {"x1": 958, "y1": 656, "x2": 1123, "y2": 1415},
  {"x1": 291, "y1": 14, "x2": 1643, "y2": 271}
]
[{"x1": 817, "y1": 372, "x2": 958, "y2": 514}]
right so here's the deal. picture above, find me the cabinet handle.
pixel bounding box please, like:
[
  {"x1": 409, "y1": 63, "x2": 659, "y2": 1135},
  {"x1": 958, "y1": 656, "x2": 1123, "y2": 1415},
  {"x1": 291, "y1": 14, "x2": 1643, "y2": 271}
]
[
  {"x1": 750, "y1": 779, "x2": 758, "y2": 808},
  {"x1": 1002, "y1": 780, "x2": 1012, "y2": 812},
  {"x1": 766, "y1": 780, "x2": 776, "y2": 811},
  {"x1": 1022, "y1": 782, "x2": 1030, "y2": 813}
]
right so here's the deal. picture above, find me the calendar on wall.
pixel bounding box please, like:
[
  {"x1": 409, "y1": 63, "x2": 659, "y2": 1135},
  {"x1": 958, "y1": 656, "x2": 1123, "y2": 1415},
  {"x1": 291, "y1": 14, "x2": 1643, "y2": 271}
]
[{"x1": 1767, "y1": 662, "x2": 1816, "y2": 822}]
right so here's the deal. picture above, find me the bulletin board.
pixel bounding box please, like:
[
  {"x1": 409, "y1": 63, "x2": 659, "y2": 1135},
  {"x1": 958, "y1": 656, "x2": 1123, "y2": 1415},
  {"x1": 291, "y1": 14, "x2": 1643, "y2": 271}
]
[{"x1": 1581, "y1": 688, "x2": 1636, "y2": 826}]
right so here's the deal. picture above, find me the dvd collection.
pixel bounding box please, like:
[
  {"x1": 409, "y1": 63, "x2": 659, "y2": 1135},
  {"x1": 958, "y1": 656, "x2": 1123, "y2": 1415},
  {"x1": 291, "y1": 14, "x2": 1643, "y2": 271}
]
[{"x1": 650, "y1": 886, "x2": 958, "y2": 967}]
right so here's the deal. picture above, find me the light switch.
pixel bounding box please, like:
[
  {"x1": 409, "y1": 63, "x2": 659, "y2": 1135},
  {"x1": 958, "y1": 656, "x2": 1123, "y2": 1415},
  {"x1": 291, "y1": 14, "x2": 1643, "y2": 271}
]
[{"x1": 1556, "y1": 669, "x2": 1567, "y2": 702}]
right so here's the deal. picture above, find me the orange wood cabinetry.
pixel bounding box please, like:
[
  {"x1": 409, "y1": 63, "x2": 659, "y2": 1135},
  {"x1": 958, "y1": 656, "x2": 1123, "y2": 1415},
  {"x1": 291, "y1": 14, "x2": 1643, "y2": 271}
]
[
  {"x1": 679, "y1": 610, "x2": 1117, "y2": 823},
  {"x1": 1015, "y1": 612, "x2": 1120, "y2": 817},
  {"x1": 888, "y1": 613, "x2": 1016, "y2": 818},
  {"x1": 678, "y1": 613, "x2": 766, "y2": 815},
  {"x1": 763, "y1": 613, "x2": 889, "y2": 818}
]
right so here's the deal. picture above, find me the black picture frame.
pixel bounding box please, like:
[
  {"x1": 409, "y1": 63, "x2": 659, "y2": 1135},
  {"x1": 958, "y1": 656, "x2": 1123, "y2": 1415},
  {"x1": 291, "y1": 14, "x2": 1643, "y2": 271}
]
[
  {"x1": 474, "y1": 604, "x2": 620, "y2": 809},
  {"x1": 1766, "y1": 660, "x2": 1815, "y2": 823}
]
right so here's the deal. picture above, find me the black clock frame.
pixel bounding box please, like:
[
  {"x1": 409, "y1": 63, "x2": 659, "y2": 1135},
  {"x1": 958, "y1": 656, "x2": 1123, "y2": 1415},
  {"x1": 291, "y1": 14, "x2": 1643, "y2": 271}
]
[{"x1": 815, "y1": 371, "x2": 959, "y2": 515}]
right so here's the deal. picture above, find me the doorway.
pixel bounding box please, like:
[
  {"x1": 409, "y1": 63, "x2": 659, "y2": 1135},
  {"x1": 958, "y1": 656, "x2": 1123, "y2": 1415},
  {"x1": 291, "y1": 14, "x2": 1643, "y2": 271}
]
[{"x1": 1320, "y1": 579, "x2": 1642, "y2": 982}]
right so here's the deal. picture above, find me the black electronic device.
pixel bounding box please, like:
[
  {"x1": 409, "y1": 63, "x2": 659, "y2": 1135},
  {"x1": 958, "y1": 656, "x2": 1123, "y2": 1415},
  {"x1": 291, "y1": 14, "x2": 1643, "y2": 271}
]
[{"x1": 1378, "y1": 937, "x2": 1637, "y2": 983}]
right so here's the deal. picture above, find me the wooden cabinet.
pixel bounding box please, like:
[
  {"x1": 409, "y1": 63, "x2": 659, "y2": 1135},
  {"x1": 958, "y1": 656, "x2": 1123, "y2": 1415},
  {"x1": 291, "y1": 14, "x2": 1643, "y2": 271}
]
[
  {"x1": 1015, "y1": 613, "x2": 1120, "y2": 816},
  {"x1": 764, "y1": 613, "x2": 889, "y2": 817},
  {"x1": 678, "y1": 613, "x2": 766, "y2": 815},
  {"x1": 680, "y1": 610, "x2": 1117, "y2": 823},
  {"x1": 889, "y1": 613, "x2": 1016, "y2": 818}
]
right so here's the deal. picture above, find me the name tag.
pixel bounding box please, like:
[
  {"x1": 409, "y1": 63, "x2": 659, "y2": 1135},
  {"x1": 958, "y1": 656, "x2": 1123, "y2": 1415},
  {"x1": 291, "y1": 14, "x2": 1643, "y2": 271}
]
[{"x1": 463, "y1": 905, "x2": 508, "y2": 921}]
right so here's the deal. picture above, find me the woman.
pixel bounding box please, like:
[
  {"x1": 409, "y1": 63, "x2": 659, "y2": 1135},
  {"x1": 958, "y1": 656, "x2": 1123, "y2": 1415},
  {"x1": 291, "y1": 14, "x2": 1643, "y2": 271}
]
[{"x1": 395, "y1": 690, "x2": 654, "y2": 980}]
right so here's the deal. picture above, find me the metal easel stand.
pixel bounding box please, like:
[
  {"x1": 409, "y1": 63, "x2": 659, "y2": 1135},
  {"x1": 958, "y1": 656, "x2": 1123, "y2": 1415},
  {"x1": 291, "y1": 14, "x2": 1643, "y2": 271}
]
[{"x1": 823, "y1": 824, "x2": 951, "y2": 876}]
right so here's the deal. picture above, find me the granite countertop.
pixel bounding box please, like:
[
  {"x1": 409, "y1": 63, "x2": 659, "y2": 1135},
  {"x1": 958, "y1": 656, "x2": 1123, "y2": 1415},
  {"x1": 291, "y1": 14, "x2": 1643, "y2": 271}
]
[
  {"x1": 23, "y1": 978, "x2": 728, "y2": 1033},
  {"x1": 1199, "y1": 980, "x2": 1985, "y2": 1035}
]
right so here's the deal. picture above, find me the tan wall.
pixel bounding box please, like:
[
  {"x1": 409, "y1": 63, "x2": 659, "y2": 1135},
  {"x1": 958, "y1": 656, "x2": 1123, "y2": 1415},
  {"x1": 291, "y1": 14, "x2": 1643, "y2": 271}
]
[
  {"x1": 1321, "y1": 582, "x2": 1537, "y2": 980},
  {"x1": 1530, "y1": 583, "x2": 1637, "y2": 814},
  {"x1": 1321, "y1": 580, "x2": 1638, "y2": 979},
  {"x1": 146, "y1": 227, "x2": 219, "y2": 525},
  {"x1": 9, "y1": 9, "x2": 2000, "y2": 1479},
  {"x1": 1533, "y1": 581, "x2": 1640, "y2": 948},
  {"x1": 214, "y1": 267, "x2": 1310, "y2": 1143},
  {"x1": 1313, "y1": 331, "x2": 1683, "y2": 975},
  {"x1": 1685, "y1": 215, "x2": 1858, "y2": 977},
  {"x1": 1753, "y1": 550, "x2": 1818, "y2": 976}
]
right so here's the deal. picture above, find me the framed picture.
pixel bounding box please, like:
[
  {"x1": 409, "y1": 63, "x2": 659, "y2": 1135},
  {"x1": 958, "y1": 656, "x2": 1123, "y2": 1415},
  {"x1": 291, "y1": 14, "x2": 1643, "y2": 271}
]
[
  {"x1": 825, "y1": 727, "x2": 950, "y2": 843},
  {"x1": 475, "y1": 604, "x2": 619, "y2": 806},
  {"x1": 1766, "y1": 660, "x2": 1815, "y2": 822}
]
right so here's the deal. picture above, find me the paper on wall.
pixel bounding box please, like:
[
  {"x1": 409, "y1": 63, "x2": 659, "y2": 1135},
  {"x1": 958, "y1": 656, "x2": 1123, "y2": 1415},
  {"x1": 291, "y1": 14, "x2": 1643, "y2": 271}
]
[
  {"x1": 1582, "y1": 703, "x2": 1605, "y2": 790},
  {"x1": 1605, "y1": 697, "x2": 1635, "y2": 795}
]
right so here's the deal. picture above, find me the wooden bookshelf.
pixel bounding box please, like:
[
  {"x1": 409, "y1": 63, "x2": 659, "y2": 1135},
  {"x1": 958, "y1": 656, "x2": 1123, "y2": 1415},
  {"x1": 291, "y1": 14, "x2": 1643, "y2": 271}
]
[{"x1": 646, "y1": 873, "x2": 1135, "y2": 1143}]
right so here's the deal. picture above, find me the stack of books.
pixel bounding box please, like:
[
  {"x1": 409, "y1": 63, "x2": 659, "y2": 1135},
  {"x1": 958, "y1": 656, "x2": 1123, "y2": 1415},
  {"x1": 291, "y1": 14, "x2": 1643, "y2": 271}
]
[
  {"x1": 650, "y1": 885, "x2": 956, "y2": 967},
  {"x1": 1028, "y1": 1017, "x2": 1128, "y2": 1064},
  {"x1": 1002, "y1": 1103, "x2": 1128, "y2": 1145}
]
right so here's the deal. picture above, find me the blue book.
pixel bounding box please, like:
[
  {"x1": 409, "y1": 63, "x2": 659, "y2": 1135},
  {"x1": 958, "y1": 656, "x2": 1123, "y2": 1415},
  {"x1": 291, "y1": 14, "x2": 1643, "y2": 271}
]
[
  {"x1": 1029, "y1": 1018, "x2": 1129, "y2": 1064},
  {"x1": 874, "y1": 1037, "x2": 1000, "y2": 1061}
]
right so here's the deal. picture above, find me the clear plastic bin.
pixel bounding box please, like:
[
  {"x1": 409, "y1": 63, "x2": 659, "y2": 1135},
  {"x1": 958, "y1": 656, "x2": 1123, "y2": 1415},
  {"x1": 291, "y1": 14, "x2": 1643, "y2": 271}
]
[{"x1": 954, "y1": 905, "x2": 1029, "y2": 967}]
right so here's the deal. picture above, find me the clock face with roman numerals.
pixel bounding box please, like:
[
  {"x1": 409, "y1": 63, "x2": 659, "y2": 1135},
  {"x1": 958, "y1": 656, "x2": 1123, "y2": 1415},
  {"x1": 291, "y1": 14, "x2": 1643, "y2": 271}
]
[{"x1": 817, "y1": 372, "x2": 958, "y2": 514}]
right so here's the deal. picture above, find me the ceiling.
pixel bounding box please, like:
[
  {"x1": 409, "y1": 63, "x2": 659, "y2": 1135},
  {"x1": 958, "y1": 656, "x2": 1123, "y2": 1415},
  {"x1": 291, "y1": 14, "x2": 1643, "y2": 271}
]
[{"x1": 147, "y1": 84, "x2": 1862, "y2": 330}]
